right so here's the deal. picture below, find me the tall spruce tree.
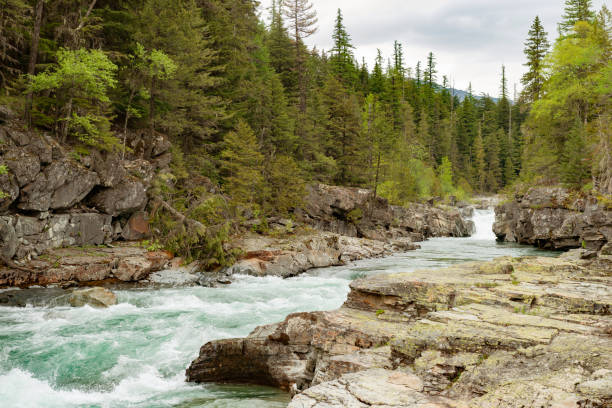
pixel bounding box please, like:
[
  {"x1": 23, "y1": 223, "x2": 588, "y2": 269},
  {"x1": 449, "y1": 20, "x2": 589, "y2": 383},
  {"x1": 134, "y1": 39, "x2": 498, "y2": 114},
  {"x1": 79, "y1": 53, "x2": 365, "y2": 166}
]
[
  {"x1": 330, "y1": 9, "x2": 355, "y2": 85},
  {"x1": 559, "y1": 0, "x2": 595, "y2": 34},
  {"x1": 522, "y1": 16, "x2": 550, "y2": 103}
]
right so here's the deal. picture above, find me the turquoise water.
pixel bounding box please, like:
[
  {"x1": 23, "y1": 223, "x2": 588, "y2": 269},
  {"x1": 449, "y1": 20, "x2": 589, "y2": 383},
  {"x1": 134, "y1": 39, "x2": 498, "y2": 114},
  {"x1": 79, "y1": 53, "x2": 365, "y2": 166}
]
[{"x1": 0, "y1": 210, "x2": 557, "y2": 407}]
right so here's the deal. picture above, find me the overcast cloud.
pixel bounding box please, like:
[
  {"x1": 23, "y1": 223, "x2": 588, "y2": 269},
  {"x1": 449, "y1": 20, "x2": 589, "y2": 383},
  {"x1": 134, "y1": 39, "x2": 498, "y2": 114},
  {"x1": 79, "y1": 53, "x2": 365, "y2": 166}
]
[{"x1": 258, "y1": 0, "x2": 607, "y2": 97}]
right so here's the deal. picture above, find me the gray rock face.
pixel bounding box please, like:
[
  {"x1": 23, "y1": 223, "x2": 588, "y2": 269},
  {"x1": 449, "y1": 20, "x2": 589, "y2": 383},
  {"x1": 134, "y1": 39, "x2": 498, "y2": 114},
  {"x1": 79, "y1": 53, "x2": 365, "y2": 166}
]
[
  {"x1": 2, "y1": 148, "x2": 40, "y2": 187},
  {"x1": 92, "y1": 151, "x2": 126, "y2": 187},
  {"x1": 18, "y1": 159, "x2": 99, "y2": 211},
  {"x1": 0, "y1": 218, "x2": 17, "y2": 262},
  {"x1": 494, "y1": 187, "x2": 611, "y2": 250},
  {"x1": 299, "y1": 184, "x2": 472, "y2": 241},
  {"x1": 2, "y1": 213, "x2": 113, "y2": 260},
  {"x1": 69, "y1": 287, "x2": 117, "y2": 308},
  {"x1": 89, "y1": 179, "x2": 147, "y2": 216},
  {"x1": 0, "y1": 170, "x2": 19, "y2": 210}
]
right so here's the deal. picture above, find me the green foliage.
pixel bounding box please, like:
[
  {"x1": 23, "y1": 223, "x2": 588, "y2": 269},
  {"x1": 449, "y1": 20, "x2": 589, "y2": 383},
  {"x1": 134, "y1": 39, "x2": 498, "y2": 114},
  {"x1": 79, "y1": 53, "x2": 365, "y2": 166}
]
[
  {"x1": 0, "y1": 164, "x2": 8, "y2": 199},
  {"x1": 26, "y1": 48, "x2": 119, "y2": 149}
]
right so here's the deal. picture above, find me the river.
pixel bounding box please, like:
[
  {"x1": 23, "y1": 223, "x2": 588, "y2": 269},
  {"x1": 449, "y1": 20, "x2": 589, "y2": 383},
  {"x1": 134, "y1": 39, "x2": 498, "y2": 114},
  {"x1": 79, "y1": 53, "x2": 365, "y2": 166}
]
[{"x1": 0, "y1": 210, "x2": 558, "y2": 408}]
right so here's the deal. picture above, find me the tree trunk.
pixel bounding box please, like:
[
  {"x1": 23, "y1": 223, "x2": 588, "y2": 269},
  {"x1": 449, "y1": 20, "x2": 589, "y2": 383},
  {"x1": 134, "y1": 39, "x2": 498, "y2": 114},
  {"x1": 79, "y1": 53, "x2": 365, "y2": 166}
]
[
  {"x1": 25, "y1": 0, "x2": 44, "y2": 128},
  {"x1": 122, "y1": 89, "x2": 136, "y2": 160}
]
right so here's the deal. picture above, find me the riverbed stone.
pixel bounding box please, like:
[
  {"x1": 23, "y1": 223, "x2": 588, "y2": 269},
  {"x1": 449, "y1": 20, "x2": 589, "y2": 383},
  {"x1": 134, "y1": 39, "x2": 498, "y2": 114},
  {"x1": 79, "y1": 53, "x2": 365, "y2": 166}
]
[{"x1": 69, "y1": 287, "x2": 117, "y2": 308}]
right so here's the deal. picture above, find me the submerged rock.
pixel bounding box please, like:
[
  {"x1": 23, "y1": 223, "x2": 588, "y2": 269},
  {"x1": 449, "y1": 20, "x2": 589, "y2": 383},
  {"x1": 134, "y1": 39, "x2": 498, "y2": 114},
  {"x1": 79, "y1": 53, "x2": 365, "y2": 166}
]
[{"x1": 69, "y1": 287, "x2": 117, "y2": 308}]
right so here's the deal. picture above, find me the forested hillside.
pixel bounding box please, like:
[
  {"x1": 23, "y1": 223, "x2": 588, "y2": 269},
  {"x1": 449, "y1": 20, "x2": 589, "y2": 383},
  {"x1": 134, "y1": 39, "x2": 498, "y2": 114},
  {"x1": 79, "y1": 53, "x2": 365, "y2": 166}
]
[{"x1": 0, "y1": 0, "x2": 610, "y2": 261}]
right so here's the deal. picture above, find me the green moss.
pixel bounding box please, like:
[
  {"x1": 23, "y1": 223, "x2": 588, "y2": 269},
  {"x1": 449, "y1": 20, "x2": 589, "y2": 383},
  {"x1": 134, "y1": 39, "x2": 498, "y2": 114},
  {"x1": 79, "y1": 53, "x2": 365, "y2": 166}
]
[
  {"x1": 347, "y1": 208, "x2": 363, "y2": 224},
  {"x1": 376, "y1": 309, "x2": 385, "y2": 316}
]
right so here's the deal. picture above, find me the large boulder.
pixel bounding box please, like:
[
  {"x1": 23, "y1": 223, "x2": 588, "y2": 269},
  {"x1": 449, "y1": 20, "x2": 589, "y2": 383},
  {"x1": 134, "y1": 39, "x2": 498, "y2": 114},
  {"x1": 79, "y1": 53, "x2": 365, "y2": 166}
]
[
  {"x1": 69, "y1": 287, "x2": 117, "y2": 308},
  {"x1": 88, "y1": 179, "x2": 147, "y2": 216},
  {"x1": 18, "y1": 159, "x2": 99, "y2": 211}
]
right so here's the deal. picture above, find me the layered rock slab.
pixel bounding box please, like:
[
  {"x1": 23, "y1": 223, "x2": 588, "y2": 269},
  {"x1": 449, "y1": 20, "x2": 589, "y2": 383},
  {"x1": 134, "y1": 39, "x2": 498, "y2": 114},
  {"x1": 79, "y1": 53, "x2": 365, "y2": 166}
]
[{"x1": 187, "y1": 255, "x2": 612, "y2": 408}]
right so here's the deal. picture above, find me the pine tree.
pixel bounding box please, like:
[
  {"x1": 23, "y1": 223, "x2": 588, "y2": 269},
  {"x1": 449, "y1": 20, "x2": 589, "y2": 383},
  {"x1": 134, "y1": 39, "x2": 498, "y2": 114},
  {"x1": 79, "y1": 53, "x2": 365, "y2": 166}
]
[
  {"x1": 267, "y1": 0, "x2": 297, "y2": 92},
  {"x1": 521, "y1": 16, "x2": 550, "y2": 103},
  {"x1": 221, "y1": 121, "x2": 267, "y2": 208},
  {"x1": 330, "y1": 9, "x2": 355, "y2": 84},
  {"x1": 370, "y1": 49, "x2": 385, "y2": 94},
  {"x1": 473, "y1": 125, "x2": 486, "y2": 191},
  {"x1": 559, "y1": 0, "x2": 595, "y2": 34},
  {"x1": 560, "y1": 122, "x2": 591, "y2": 186}
]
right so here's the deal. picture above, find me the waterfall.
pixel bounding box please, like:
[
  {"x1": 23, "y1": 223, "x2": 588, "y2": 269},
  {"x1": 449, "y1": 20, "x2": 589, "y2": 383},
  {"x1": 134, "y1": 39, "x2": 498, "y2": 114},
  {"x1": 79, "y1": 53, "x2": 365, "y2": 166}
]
[{"x1": 469, "y1": 209, "x2": 496, "y2": 241}]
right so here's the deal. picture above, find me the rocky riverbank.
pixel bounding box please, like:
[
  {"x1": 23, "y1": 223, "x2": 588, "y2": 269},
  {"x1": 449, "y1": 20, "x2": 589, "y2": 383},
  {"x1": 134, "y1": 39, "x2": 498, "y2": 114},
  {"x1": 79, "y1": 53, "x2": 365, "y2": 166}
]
[
  {"x1": 494, "y1": 186, "x2": 611, "y2": 251},
  {"x1": 186, "y1": 249, "x2": 612, "y2": 407}
]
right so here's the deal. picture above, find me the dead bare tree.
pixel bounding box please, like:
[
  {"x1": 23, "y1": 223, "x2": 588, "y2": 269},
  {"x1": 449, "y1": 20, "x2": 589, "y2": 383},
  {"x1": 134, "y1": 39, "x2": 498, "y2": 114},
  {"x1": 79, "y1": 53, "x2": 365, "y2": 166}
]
[{"x1": 282, "y1": 0, "x2": 318, "y2": 113}]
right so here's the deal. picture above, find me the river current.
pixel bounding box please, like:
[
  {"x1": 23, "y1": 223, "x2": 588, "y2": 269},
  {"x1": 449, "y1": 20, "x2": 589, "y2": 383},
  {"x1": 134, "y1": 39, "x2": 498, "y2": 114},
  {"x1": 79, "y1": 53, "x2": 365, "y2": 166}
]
[{"x1": 0, "y1": 210, "x2": 557, "y2": 407}]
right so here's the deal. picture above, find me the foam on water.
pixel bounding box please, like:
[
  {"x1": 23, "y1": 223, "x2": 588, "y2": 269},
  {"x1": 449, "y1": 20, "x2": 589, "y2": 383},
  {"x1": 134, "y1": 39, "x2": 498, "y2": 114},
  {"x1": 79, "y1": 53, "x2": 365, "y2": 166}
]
[{"x1": 0, "y1": 210, "x2": 556, "y2": 408}]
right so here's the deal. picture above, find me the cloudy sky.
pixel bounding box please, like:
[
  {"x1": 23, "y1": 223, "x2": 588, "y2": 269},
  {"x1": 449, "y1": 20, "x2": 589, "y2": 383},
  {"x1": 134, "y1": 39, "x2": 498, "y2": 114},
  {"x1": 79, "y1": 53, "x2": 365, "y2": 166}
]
[{"x1": 258, "y1": 0, "x2": 606, "y2": 97}]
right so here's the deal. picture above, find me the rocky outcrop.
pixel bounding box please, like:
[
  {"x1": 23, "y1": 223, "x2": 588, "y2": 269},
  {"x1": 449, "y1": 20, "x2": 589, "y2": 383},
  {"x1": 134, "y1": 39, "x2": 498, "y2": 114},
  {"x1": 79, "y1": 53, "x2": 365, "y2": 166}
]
[
  {"x1": 0, "y1": 115, "x2": 172, "y2": 263},
  {"x1": 0, "y1": 245, "x2": 172, "y2": 287},
  {"x1": 298, "y1": 184, "x2": 473, "y2": 241},
  {"x1": 494, "y1": 187, "x2": 611, "y2": 251},
  {"x1": 187, "y1": 252, "x2": 612, "y2": 408}
]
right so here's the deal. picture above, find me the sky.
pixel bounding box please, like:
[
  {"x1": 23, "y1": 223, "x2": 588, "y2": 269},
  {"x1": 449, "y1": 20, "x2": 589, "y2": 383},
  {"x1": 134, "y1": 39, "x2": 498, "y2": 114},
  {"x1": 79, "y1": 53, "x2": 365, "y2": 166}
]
[{"x1": 258, "y1": 0, "x2": 607, "y2": 98}]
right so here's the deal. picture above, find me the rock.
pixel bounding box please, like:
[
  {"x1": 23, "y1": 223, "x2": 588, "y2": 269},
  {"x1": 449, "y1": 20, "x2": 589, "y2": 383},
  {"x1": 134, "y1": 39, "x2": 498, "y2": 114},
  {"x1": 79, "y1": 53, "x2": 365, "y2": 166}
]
[
  {"x1": 89, "y1": 179, "x2": 147, "y2": 216},
  {"x1": 0, "y1": 245, "x2": 172, "y2": 286},
  {"x1": 187, "y1": 255, "x2": 612, "y2": 407},
  {"x1": 288, "y1": 369, "x2": 460, "y2": 408},
  {"x1": 6, "y1": 129, "x2": 29, "y2": 146},
  {"x1": 92, "y1": 151, "x2": 127, "y2": 187},
  {"x1": 494, "y1": 187, "x2": 611, "y2": 251},
  {"x1": 0, "y1": 169, "x2": 19, "y2": 210},
  {"x1": 124, "y1": 159, "x2": 155, "y2": 184},
  {"x1": 150, "y1": 134, "x2": 172, "y2": 157},
  {"x1": 69, "y1": 287, "x2": 117, "y2": 308},
  {"x1": 113, "y1": 251, "x2": 171, "y2": 281},
  {"x1": 2, "y1": 148, "x2": 41, "y2": 187},
  {"x1": 121, "y1": 211, "x2": 150, "y2": 241},
  {"x1": 0, "y1": 106, "x2": 16, "y2": 124},
  {"x1": 0, "y1": 218, "x2": 17, "y2": 262},
  {"x1": 18, "y1": 159, "x2": 99, "y2": 211},
  {"x1": 297, "y1": 183, "x2": 472, "y2": 241}
]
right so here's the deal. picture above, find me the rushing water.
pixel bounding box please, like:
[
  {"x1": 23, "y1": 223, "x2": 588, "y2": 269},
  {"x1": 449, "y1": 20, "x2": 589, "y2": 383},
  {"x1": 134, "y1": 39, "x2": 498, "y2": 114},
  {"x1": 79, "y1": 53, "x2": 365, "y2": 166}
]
[{"x1": 0, "y1": 210, "x2": 557, "y2": 408}]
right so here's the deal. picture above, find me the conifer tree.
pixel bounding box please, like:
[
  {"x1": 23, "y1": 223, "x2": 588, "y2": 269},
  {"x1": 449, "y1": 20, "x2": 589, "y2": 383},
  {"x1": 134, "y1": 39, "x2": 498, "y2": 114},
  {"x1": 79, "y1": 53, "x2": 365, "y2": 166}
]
[
  {"x1": 559, "y1": 0, "x2": 595, "y2": 34},
  {"x1": 330, "y1": 9, "x2": 355, "y2": 84},
  {"x1": 220, "y1": 121, "x2": 267, "y2": 208},
  {"x1": 473, "y1": 126, "x2": 486, "y2": 191},
  {"x1": 521, "y1": 16, "x2": 550, "y2": 103}
]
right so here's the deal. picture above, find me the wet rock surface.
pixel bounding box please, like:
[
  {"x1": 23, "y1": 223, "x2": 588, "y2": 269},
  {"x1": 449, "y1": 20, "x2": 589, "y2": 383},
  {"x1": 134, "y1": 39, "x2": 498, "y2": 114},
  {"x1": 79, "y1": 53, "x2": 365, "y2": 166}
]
[
  {"x1": 494, "y1": 187, "x2": 611, "y2": 251},
  {"x1": 187, "y1": 253, "x2": 612, "y2": 408}
]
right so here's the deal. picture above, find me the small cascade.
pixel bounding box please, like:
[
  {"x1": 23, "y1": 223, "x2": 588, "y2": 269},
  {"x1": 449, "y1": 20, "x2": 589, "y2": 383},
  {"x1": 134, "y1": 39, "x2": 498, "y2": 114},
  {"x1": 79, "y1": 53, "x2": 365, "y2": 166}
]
[{"x1": 469, "y1": 209, "x2": 496, "y2": 241}]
